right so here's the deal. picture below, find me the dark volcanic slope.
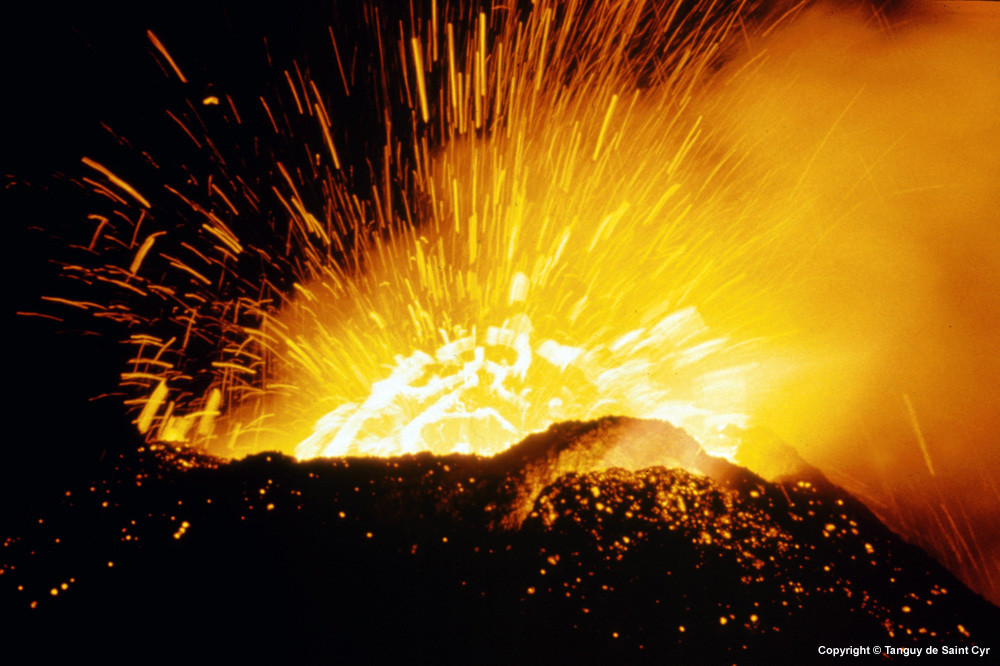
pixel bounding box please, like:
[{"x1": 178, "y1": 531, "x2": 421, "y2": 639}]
[{"x1": 4, "y1": 418, "x2": 997, "y2": 663}]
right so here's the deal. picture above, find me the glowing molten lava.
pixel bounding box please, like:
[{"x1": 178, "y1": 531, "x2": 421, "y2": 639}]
[
  {"x1": 293, "y1": 308, "x2": 751, "y2": 459},
  {"x1": 215, "y1": 0, "x2": 786, "y2": 461}
]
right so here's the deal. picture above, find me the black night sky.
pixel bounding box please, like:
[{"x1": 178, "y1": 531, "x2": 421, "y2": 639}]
[{"x1": 7, "y1": 0, "x2": 371, "y2": 503}]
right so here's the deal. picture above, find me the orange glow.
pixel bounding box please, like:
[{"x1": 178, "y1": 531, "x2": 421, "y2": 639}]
[
  {"x1": 47, "y1": 0, "x2": 1000, "y2": 603},
  {"x1": 213, "y1": 0, "x2": 786, "y2": 461}
]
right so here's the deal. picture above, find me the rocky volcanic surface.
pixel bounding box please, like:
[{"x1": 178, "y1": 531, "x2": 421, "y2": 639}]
[{"x1": 4, "y1": 418, "x2": 997, "y2": 662}]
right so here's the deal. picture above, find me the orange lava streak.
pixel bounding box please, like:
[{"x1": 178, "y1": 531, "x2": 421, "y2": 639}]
[
  {"x1": 146, "y1": 29, "x2": 188, "y2": 84},
  {"x1": 80, "y1": 157, "x2": 152, "y2": 209}
]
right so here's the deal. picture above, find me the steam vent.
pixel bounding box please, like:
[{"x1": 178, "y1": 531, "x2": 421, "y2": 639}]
[{"x1": 7, "y1": 0, "x2": 1000, "y2": 662}]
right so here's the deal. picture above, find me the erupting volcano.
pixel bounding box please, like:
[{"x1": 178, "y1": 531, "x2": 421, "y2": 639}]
[{"x1": 6, "y1": 0, "x2": 999, "y2": 660}]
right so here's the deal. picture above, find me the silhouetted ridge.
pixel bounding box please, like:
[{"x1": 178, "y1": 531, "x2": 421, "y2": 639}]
[{"x1": 4, "y1": 416, "x2": 997, "y2": 662}]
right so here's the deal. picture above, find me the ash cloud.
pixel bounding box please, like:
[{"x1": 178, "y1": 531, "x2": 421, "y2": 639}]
[{"x1": 700, "y1": 0, "x2": 999, "y2": 598}]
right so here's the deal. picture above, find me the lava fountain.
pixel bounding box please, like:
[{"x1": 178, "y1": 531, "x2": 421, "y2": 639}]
[{"x1": 18, "y1": 0, "x2": 1000, "y2": 604}]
